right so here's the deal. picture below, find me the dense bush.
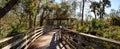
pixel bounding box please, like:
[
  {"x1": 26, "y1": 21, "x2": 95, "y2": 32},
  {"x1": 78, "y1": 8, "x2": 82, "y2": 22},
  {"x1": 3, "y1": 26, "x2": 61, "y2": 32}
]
[
  {"x1": 109, "y1": 16, "x2": 120, "y2": 26},
  {"x1": 77, "y1": 18, "x2": 120, "y2": 49}
]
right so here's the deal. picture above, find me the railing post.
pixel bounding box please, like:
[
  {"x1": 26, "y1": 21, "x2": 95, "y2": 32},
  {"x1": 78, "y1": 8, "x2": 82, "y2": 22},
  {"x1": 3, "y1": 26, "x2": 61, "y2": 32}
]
[{"x1": 59, "y1": 26, "x2": 62, "y2": 42}]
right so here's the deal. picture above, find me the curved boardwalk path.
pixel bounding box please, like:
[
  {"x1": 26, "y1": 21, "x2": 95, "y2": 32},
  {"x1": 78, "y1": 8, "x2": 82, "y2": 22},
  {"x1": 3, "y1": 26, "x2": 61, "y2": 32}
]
[{"x1": 28, "y1": 30, "x2": 70, "y2": 49}]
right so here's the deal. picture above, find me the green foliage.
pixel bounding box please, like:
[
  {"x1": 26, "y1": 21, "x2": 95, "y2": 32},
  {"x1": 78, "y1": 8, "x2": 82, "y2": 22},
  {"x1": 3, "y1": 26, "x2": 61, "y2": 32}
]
[
  {"x1": 90, "y1": 1, "x2": 100, "y2": 19},
  {"x1": 7, "y1": 24, "x2": 21, "y2": 36},
  {"x1": 90, "y1": 0, "x2": 111, "y2": 19},
  {"x1": 24, "y1": 0, "x2": 39, "y2": 16},
  {"x1": 102, "y1": 26, "x2": 120, "y2": 40},
  {"x1": 77, "y1": 19, "x2": 108, "y2": 34},
  {"x1": 0, "y1": 0, "x2": 119, "y2": 48},
  {"x1": 91, "y1": 19, "x2": 99, "y2": 29},
  {"x1": 90, "y1": 19, "x2": 105, "y2": 29},
  {"x1": 77, "y1": 26, "x2": 86, "y2": 32},
  {"x1": 85, "y1": 46, "x2": 94, "y2": 49},
  {"x1": 109, "y1": 16, "x2": 120, "y2": 26}
]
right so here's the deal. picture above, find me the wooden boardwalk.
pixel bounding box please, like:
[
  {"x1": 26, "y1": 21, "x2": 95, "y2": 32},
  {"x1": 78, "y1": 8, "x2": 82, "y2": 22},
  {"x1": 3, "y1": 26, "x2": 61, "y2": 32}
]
[
  {"x1": 28, "y1": 30, "x2": 70, "y2": 49},
  {"x1": 0, "y1": 27, "x2": 120, "y2": 49}
]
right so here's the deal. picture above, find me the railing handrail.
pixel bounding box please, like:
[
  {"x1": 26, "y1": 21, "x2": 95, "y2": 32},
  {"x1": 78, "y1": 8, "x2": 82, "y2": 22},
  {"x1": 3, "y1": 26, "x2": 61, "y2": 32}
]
[
  {"x1": 0, "y1": 26, "x2": 44, "y2": 49},
  {"x1": 61, "y1": 27, "x2": 120, "y2": 47},
  {"x1": 0, "y1": 33, "x2": 23, "y2": 43},
  {"x1": 0, "y1": 26, "x2": 43, "y2": 43}
]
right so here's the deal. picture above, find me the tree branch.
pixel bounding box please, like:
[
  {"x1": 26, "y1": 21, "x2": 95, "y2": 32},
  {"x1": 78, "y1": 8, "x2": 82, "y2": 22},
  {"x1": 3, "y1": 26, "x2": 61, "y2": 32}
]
[{"x1": 0, "y1": 0, "x2": 19, "y2": 19}]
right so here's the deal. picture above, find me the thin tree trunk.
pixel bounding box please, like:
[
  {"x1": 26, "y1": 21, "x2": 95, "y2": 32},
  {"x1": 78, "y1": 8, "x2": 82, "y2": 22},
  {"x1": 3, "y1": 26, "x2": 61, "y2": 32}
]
[
  {"x1": 94, "y1": 12, "x2": 97, "y2": 19},
  {"x1": 79, "y1": 2, "x2": 82, "y2": 27},
  {"x1": 102, "y1": 5, "x2": 105, "y2": 19},
  {"x1": 81, "y1": 0, "x2": 85, "y2": 26},
  {"x1": 100, "y1": 4, "x2": 105, "y2": 19},
  {"x1": 34, "y1": 16, "x2": 36, "y2": 27},
  {"x1": 100, "y1": 11, "x2": 102, "y2": 19},
  {"x1": 0, "y1": 0, "x2": 19, "y2": 19},
  {"x1": 29, "y1": 15, "x2": 32, "y2": 28},
  {"x1": 40, "y1": 10, "x2": 45, "y2": 26}
]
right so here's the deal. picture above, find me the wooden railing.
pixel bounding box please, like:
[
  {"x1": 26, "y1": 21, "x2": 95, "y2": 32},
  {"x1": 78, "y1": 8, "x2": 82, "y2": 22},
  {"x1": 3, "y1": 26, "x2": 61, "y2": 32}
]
[
  {"x1": 1, "y1": 26, "x2": 120, "y2": 49},
  {"x1": 60, "y1": 27, "x2": 120, "y2": 49},
  {"x1": 0, "y1": 27, "x2": 44, "y2": 49}
]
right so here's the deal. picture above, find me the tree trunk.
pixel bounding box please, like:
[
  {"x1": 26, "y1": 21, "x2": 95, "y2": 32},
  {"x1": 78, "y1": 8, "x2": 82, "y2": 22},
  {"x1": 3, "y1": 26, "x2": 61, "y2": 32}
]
[
  {"x1": 94, "y1": 11, "x2": 97, "y2": 19},
  {"x1": 29, "y1": 15, "x2": 32, "y2": 28},
  {"x1": 81, "y1": 0, "x2": 85, "y2": 26},
  {"x1": 102, "y1": 5, "x2": 105, "y2": 19},
  {"x1": 40, "y1": 10, "x2": 45, "y2": 26},
  {"x1": 34, "y1": 16, "x2": 36, "y2": 27},
  {"x1": 0, "y1": 0, "x2": 19, "y2": 19},
  {"x1": 100, "y1": 4, "x2": 105, "y2": 19}
]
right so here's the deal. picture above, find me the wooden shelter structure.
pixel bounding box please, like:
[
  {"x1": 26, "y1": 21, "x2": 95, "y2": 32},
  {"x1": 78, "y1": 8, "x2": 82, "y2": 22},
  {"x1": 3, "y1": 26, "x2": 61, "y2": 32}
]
[{"x1": 46, "y1": 18, "x2": 76, "y2": 28}]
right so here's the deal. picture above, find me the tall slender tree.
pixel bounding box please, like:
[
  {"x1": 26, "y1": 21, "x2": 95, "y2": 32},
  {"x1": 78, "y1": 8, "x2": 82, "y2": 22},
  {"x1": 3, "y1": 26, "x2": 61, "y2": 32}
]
[
  {"x1": 99, "y1": 0, "x2": 111, "y2": 19},
  {"x1": 90, "y1": 2, "x2": 100, "y2": 19},
  {"x1": 23, "y1": 0, "x2": 41, "y2": 28},
  {"x1": 81, "y1": 0, "x2": 85, "y2": 26},
  {"x1": 72, "y1": 1, "x2": 78, "y2": 17}
]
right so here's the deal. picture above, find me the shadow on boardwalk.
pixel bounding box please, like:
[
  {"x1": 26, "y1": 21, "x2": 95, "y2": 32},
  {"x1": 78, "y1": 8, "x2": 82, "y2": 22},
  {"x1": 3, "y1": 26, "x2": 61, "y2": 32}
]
[
  {"x1": 28, "y1": 30, "x2": 69, "y2": 49},
  {"x1": 47, "y1": 32, "x2": 68, "y2": 49}
]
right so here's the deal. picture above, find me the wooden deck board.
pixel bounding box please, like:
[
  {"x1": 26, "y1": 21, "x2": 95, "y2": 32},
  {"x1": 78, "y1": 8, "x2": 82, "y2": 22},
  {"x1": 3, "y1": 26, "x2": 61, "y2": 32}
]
[{"x1": 28, "y1": 30, "x2": 70, "y2": 49}]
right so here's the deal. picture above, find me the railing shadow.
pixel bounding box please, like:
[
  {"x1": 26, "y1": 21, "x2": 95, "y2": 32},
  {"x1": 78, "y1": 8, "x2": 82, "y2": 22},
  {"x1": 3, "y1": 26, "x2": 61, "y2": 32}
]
[{"x1": 47, "y1": 30, "x2": 68, "y2": 49}]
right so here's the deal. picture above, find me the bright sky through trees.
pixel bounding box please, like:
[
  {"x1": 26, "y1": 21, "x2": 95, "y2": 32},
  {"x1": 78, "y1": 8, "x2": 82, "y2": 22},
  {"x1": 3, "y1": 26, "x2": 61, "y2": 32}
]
[
  {"x1": 55, "y1": 0, "x2": 120, "y2": 13},
  {"x1": 106, "y1": 0, "x2": 120, "y2": 13},
  {"x1": 55, "y1": 0, "x2": 120, "y2": 19}
]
